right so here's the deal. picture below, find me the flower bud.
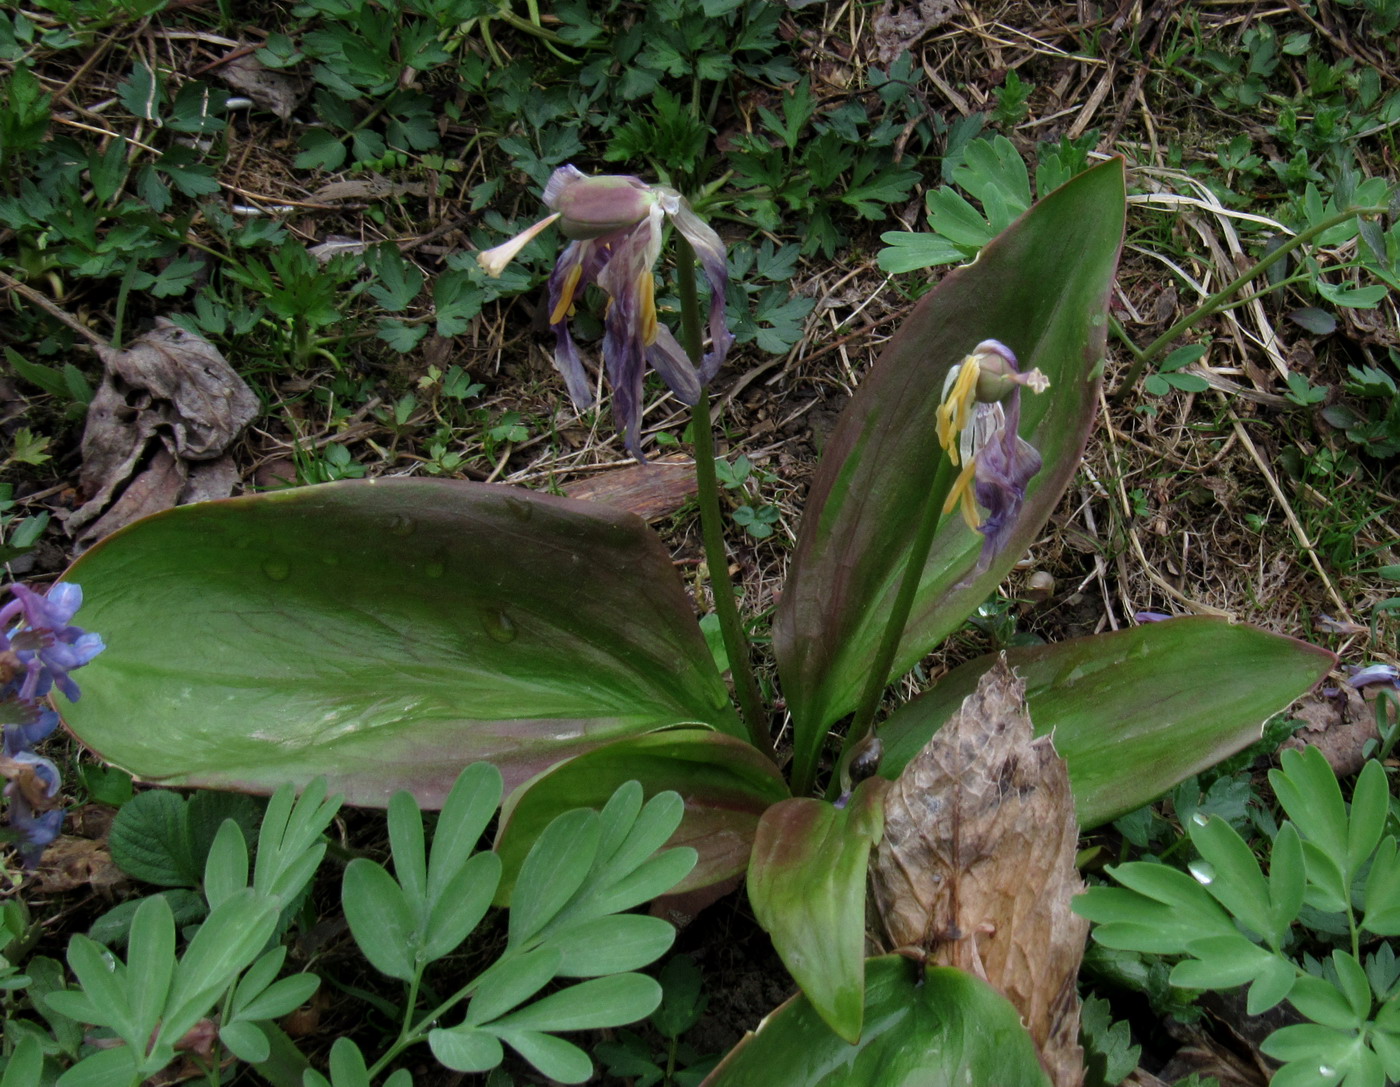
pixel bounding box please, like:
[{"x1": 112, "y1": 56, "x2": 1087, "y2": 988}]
[
  {"x1": 544, "y1": 166, "x2": 657, "y2": 240},
  {"x1": 971, "y1": 339, "x2": 1049, "y2": 403}
]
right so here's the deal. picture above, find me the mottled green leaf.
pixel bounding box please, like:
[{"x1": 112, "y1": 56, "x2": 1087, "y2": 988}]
[
  {"x1": 61, "y1": 480, "x2": 740, "y2": 807},
  {"x1": 776, "y1": 158, "x2": 1127, "y2": 793},
  {"x1": 879, "y1": 618, "x2": 1334, "y2": 827}
]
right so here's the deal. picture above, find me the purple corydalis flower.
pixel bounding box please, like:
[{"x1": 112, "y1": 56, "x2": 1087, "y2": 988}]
[
  {"x1": 1, "y1": 582, "x2": 103, "y2": 868},
  {"x1": 478, "y1": 165, "x2": 733, "y2": 458},
  {"x1": 1347, "y1": 664, "x2": 1400, "y2": 690},
  {"x1": 2, "y1": 751, "x2": 63, "y2": 868},
  {"x1": 935, "y1": 340, "x2": 1049, "y2": 569},
  {"x1": 0, "y1": 583, "x2": 105, "y2": 703}
]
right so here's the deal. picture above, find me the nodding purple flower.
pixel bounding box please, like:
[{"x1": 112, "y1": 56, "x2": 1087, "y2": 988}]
[
  {"x1": 935, "y1": 340, "x2": 1049, "y2": 570},
  {"x1": 477, "y1": 165, "x2": 733, "y2": 459},
  {"x1": 1, "y1": 582, "x2": 104, "y2": 867}
]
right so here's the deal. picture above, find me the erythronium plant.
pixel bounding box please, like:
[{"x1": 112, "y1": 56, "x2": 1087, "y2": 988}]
[{"x1": 61, "y1": 158, "x2": 1334, "y2": 1059}]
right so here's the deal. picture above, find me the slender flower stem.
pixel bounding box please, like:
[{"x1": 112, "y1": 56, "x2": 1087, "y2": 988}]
[
  {"x1": 675, "y1": 238, "x2": 772, "y2": 760},
  {"x1": 1110, "y1": 205, "x2": 1389, "y2": 402},
  {"x1": 825, "y1": 458, "x2": 958, "y2": 799}
]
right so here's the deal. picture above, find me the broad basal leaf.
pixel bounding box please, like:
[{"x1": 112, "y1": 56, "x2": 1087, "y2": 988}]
[
  {"x1": 61, "y1": 480, "x2": 741, "y2": 807},
  {"x1": 878, "y1": 618, "x2": 1336, "y2": 827},
  {"x1": 747, "y1": 778, "x2": 887, "y2": 1044},
  {"x1": 776, "y1": 158, "x2": 1126, "y2": 793},
  {"x1": 699, "y1": 956, "x2": 1050, "y2": 1087}
]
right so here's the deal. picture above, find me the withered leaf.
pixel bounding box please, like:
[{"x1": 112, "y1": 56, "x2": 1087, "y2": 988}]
[
  {"x1": 871, "y1": 655, "x2": 1088, "y2": 1087},
  {"x1": 70, "y1": 320, "x2": 256, "y2": 544},
  {"x1": 31, "y1": 835, "x2": 127, "y2": 895},
  {"x1": 215, "y1": 51, "x2": 303, "y2": 120},
  {"x1": 872, "y1": 0, "x2": 958, "y2": 66},
  {"x1": 562, "y1": 458, "x2": 699, "y2": 522},
  {"x1": 313, "y1": 176, "x2": 428, "y2": 202},
  {"x1": 1283, "y1": 684, "x2": 1376, "y2": 778}
]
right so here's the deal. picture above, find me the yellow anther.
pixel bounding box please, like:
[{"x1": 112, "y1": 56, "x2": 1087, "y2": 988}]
[
  {"x1": 549, "y1": 261, "x2": 584, "y2": 325},
  {"x1": 638, "y1": 271, "x2": 658, "y2": 346},
  {"x1": 935, "y1": 356, "x2": 981, "y2": 463},
  {"x1": 942, "y1": 458, "x2": 982, "y2": 529}
]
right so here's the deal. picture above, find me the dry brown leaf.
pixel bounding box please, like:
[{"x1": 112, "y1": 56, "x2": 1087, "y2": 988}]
[
  {"x1": 215, "y1": 52, "x2": 303, "y2": 120},
  {"x1": 562, "y1": 458, "x2": 699, "y2": 521},
  {"x1": 1282, "y1": 684, "x2": 1377, "y2": 778},
  {"x1": 871, "y1": 656, "x2": 1087, "y2": 1087},
  {"x1": 872, "y1": 0, "x2": 957, "y2": 66},
  {"x1": 308, "y1": 237, "x2": 370, "y2": 261},
  {"x1": 68, "y1": 320, "x2": 257, "y2": 544},
  {"x1": 30, "y1": 835, "x2": 127, "y2": 895},
  {"x1": 312, "y1": 176, "x2": 428, "y2": 202}
]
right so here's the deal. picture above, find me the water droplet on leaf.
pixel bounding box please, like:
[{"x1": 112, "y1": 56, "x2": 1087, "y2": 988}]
[
  {"x1": 482, "y1": 609, "x2": 517, "y2": 644},
  {"x1": 1188, "y1": 859, "x2": 1215, "y2": 885},
  {"x1": 385, "y1": 514, "x2": 415, "y2": 537},
  {"x1": 262, "y1": 558, "x2": 290, "y2": 581},
  {"x1": 1192, "y1": 812, "x2": 1209, "y2": 826}
]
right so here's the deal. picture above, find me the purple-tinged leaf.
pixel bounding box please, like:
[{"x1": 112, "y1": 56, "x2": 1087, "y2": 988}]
[
  {"x1": 878, "y1": 618, "x2": 1336, "y2": 827},
  {"x1": 61, "y1": 480, "x2": 741, "y2": 807},
  {"x1": 775, "y1": 159, "x2": 1126, "y2": 793},
  {"x1": 699, "y1": 956, "x2": 1049, "y2": 1087},
  {"x1": 747, "y1": 778, "x2": 888, "y2": 1043},
  {"x1": 494, "y1": 729, "x2": 789, "y2": 903}
]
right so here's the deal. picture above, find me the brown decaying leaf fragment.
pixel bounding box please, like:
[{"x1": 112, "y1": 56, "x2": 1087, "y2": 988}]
[
  {"x1": 214, "y1": 52, "x2": 304, "y2": 120},
  {"x1": 562, "y1": 457, "x2": 699, "y2": 522},
  {"x1": 68, "y1": 319, "x2": 258, "y2": 547},
  {"x1": 871, "y1": 655, "x2": 1088, "y2": 1087}
]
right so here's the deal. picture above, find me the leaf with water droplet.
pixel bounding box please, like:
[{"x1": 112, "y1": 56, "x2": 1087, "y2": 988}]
[
  {"x1": 481, "y1": 609, "x2": 517, "y2": 644},
  {"x1": 62, "y1": 480, "x2": 744, "y2": 816}
]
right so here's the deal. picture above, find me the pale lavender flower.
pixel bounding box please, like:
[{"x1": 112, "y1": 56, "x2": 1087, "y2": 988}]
[
  {"x1": 1347, "y1": 664, "x2": 1400, "y2": 690},
  {"x1": 478, "y1": 165, "x2": 732, "y2": 458}
]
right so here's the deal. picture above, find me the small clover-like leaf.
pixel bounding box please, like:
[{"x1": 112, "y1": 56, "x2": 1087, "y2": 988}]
[
  {"x1": 509, "y1": 810, "x2": 598, "y2": 947},
  {"x1": 1289, "y1": 974, "x2": 1366, "y2": 1031},
  {"x1": 1270, "y1": 823, "x2": 1307, "y2": 939},
  {"x1": 387, "y1": 792, "x2": 428, "y2": 920}
]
